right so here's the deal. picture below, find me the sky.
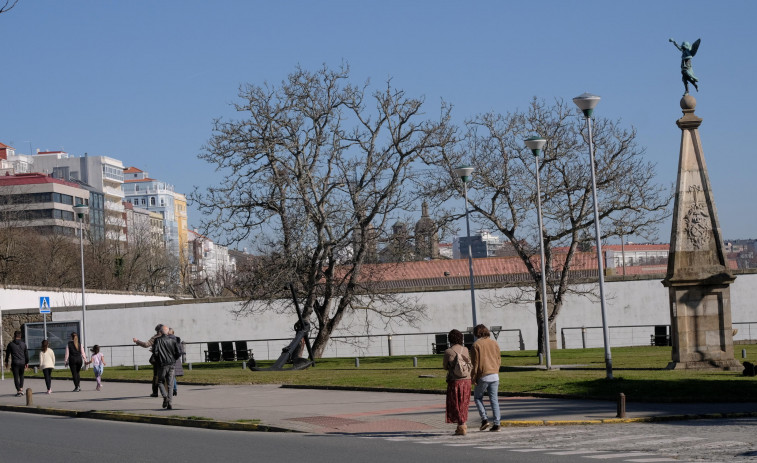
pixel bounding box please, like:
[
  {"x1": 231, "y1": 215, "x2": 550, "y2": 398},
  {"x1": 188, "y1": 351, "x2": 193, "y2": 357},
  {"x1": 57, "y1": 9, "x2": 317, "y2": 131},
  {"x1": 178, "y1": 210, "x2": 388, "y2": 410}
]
[{"x1": 1, "y1": 1, "x2": 755, "y2": 246}]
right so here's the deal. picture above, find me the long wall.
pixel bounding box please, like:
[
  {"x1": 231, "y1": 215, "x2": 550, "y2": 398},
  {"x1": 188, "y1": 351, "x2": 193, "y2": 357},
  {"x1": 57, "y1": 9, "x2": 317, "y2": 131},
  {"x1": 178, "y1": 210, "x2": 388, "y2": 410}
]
[
  {"x1": 0, "y1": 285, "x2": 173, "y2": 345},
  {"x1": 0, "y1": 285, "x2": 173, "y2": 311},
  {"x1": 28, "y1": 272, "x2": 757, "y2": 365}
]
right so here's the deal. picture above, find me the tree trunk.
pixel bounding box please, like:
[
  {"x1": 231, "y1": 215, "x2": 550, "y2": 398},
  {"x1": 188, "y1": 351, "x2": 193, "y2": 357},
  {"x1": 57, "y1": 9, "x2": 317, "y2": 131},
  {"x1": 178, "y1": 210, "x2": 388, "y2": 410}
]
[{"x1": 310, "y1": 324, "x2": 334, "y2": 359}]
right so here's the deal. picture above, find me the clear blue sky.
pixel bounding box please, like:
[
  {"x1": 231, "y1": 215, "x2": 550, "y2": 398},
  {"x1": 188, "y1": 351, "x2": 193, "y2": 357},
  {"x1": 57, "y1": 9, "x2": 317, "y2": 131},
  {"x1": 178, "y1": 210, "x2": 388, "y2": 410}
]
[{"x1": 1, "y1": 1, "x2": 755, "y2": 242}]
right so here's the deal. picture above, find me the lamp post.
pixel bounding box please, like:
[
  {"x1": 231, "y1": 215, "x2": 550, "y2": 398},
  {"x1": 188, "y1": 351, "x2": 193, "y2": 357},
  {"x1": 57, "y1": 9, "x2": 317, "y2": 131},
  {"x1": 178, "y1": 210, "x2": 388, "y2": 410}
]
[
  {"x1": 524, "y1": 136, "x2": 551, "y2": 369},
  {"x1": 454, "y1": 165, "x2": 478, "y2": 329},
  {"x1": 572, "y1": 92, "x2": 613, "y2": 379},
  {"x1": 73, "y1": 203, "x2": 89, "y2": 354}
]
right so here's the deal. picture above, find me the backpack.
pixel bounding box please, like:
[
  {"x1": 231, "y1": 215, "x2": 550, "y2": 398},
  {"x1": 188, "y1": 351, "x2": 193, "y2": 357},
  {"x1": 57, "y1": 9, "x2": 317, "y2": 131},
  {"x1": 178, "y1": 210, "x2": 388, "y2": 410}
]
[{"x1": 452, "y1": 348, "x2": 472, "y2": 378}]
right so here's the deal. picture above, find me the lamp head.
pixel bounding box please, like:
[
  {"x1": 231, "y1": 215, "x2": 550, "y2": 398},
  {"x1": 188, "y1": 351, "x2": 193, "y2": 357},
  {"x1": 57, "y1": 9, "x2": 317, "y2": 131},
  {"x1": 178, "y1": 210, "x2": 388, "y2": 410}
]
[
  {"x1": 572, "y1": 92, "x2": 601, "y2": 118},
  {"x1": 454, "y1": 165, "x2": 474, "y2": 183},
  {"x1": 524, "y1": 136, "x2": 547, "y2": 156},
  {"x1": 73, "y1": 204, "x2": 88, "y2": 219}
]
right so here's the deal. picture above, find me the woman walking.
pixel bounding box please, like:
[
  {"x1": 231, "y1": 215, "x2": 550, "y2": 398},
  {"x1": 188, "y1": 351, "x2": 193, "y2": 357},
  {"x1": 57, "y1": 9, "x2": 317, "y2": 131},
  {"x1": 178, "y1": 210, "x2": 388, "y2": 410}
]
[
  {"x1": 39, "y1": 340, "x2": 56, "y2": 394},
  {"x1": 64, "y1": 332, "x2": 87, "y2": 392},
  {"x1": 443, "y1": 329, "x2": 472, "y2": 436},
  {"x1": 87, "y1": 345, "x2": 106, "y2": 391}
]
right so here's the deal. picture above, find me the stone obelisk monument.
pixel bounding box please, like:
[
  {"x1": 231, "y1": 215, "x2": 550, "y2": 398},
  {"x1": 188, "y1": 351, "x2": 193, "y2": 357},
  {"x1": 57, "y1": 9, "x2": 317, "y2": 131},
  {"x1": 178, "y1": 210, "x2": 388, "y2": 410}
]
[{"x1": 662, "y1": 92, "x2": 741, "y2": 370}]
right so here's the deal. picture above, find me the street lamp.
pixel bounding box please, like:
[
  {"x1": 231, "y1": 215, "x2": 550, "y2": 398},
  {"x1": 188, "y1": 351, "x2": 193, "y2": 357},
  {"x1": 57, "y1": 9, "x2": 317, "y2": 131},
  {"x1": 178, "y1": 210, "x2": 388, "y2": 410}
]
[
  {"x1": 573, "y1": 92, "x2": 613, "y2": 379},
  {"x1": 524, "y1": 136, "x2": 551, "y2": 369},
  {"x1": 73, "y1": 203, "x2": 88, "y2": 355},
  {"x1": 454, "y1": 165, "x2": 478, "y2": 329}
]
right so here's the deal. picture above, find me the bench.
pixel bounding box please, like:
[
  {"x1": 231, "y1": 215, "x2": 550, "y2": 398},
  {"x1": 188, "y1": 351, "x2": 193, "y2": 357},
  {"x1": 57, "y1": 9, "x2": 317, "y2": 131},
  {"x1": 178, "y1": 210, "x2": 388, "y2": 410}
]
[
  {"x1": 204, "y1": 342, "x2": 221, "y2": 362},
  {"x1": 432, "y1": 333, "x2": 448, "y2": 354},
  {"x1": 204, "y1": 341, "x2": 254, "y2": 362}
]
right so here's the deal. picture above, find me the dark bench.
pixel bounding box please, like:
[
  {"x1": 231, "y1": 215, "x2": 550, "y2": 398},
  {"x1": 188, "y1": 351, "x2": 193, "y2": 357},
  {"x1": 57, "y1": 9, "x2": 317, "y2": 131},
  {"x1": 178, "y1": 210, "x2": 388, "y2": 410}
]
[
  {"x1": 204, "y1": 342, "x2": 221, "y2": 362},
  {"x1": 432, "y1": 333, "x2": 448, "y2": 354},
  {"x1": 432, "y1": 331, "x2": 475, "y2": 354},
  {"x1": 235, "y1": 341, "x2": 252, "y2": 361},
  {"x1": 205, "y1": 341, "x2": 254, "y2": 362}
]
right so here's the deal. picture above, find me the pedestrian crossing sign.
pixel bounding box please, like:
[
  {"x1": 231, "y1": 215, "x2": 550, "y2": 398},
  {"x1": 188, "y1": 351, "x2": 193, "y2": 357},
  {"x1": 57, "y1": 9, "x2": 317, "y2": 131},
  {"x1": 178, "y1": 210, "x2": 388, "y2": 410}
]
[{"x1": 39, "y1": 296, "x2": 51, "y2": 314}]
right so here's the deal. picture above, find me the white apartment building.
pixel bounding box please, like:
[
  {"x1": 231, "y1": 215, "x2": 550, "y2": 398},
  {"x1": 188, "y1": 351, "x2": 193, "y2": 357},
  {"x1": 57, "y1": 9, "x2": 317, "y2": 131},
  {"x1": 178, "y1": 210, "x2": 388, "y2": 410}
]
[
  {"x1": 187, "y1": 229, "x2": 235, "y2": 288},
  {"x1": 122, "y1": 167, "x2": 185, "y2": 259},
  {"x1": 12, "y1": 150, "x2": 126, "y2": 242}
]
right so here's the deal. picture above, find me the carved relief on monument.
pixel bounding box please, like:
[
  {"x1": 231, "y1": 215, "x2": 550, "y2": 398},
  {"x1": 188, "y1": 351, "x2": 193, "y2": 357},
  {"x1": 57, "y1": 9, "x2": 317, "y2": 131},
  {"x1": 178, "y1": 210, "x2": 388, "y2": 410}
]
[{"x1": 683, "y1": 185, "x2": 710, "y2": 250}]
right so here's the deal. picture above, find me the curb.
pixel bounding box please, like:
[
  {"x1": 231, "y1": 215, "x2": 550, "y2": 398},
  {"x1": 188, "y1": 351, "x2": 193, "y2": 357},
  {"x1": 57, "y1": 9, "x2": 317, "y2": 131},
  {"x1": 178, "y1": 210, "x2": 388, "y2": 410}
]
[
  {"x1": 0, "y1": 404, "x2": 298, "y2": 433},
  {"x1": 501, "y1": 412, "x2": 757, "y2": 426}
]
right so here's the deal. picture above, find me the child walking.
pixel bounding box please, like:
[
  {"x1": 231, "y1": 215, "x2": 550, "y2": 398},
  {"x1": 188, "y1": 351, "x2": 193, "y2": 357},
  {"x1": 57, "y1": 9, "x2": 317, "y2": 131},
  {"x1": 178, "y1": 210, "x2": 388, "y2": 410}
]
[{"x1": 87, "y1": 345, "x2": 106, "y2": 391}]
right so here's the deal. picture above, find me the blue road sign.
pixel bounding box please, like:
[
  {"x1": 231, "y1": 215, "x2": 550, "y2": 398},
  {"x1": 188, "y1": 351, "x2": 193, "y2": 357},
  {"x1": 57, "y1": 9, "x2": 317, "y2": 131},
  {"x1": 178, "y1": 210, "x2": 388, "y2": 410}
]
[{"x1": 39, "y1": 297, "x2": 51, "y2": 314}]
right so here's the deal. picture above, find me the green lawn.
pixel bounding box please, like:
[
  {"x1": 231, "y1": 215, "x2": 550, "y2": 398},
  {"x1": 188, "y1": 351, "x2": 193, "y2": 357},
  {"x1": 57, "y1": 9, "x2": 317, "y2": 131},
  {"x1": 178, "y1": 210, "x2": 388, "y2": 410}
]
[{"x1": 22, "y1": 345, "x2": 757, "y2": 403}]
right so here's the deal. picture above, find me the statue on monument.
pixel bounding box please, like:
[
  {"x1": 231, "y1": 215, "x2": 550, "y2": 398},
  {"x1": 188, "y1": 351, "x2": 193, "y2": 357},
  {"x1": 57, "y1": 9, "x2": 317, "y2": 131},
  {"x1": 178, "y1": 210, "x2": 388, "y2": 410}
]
[{"x1": 669, "y1": 38, "x2": 701, "y2": 94}]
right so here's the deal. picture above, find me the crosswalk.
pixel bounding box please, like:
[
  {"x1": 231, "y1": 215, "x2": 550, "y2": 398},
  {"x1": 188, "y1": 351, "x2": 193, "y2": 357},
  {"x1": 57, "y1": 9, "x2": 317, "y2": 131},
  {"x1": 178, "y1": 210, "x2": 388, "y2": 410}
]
[{"x1": 359, "y1": 423, "x2": 756, "y2": 462}]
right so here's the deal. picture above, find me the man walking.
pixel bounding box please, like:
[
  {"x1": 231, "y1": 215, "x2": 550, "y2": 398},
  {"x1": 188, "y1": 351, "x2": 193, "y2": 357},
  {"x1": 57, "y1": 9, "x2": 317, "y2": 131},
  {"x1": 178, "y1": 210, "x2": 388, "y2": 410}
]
[
  {"x1": 4, "y1": 331, "x2": 29, "y2": 397},
  {"x1": 133, "y1": 324, "x2": 164, "y2": 397},
  {"x1": 153, "y1": 325, "x2": 181, "y2": 410},
  {"x1": 470, "y1": 324, "x2": 502, "y2": 432}
]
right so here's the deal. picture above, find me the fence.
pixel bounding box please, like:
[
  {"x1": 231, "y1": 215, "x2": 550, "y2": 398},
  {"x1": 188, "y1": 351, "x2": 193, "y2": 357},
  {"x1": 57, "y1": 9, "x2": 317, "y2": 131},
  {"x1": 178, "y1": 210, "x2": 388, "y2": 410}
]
[
  {"x1": 734, "y1": 322, "x2": 757, "y2": 344},
  {"x1": 561, "y1": 322, "x2": 757, "y2": 350},
  {"x1": 95, "y1": 329, "x2": 524, "y2": 367}
]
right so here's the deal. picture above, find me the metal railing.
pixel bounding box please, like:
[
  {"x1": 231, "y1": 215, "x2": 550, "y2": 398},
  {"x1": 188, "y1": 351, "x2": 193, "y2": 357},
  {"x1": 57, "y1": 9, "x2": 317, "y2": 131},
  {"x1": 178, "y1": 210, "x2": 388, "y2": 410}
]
[
  {"x1": 561, "y1": 322, "x2": 757, "y2": 349},
  {"x1": 95, "y1": 329, "x2": 524, "y2": 367},
  {"x1": 734, "y1": 322, "x2": 757, "y2": 344}
]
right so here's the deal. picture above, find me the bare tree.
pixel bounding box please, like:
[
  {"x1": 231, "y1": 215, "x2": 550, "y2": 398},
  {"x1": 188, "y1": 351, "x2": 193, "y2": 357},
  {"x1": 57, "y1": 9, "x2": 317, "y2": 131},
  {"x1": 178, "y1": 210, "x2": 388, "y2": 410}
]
[
  {"x1": 192, "y1": 64, "x2": 456, "y2": 357},
  {"x1": 423, "y1": 98, "x2": 672, "y2": 355},
  {"x1": 0, "y1": 0, "x2": 18, "y2": 14}
]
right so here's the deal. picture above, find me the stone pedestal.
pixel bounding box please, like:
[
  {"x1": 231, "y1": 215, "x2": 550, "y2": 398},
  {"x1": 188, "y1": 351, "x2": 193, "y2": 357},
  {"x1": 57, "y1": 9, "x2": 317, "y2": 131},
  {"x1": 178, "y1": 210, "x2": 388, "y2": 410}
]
[{"x1": 662, "y1": 95, "x2": 741, "y2": 370}]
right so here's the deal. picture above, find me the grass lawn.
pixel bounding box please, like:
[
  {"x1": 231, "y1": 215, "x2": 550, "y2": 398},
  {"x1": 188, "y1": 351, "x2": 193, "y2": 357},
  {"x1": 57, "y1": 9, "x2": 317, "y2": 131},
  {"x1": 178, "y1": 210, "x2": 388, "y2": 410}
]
[{"x1": 23, "y1": 345, "x2": 757, "y2": 403}]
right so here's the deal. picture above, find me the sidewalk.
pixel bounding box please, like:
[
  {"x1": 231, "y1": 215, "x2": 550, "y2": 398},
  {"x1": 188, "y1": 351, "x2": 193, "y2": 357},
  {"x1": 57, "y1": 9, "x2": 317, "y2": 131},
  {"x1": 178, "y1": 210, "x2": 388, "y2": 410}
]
[{"x1": 1, "y1": 378, "x2": 756, "y2": 434}]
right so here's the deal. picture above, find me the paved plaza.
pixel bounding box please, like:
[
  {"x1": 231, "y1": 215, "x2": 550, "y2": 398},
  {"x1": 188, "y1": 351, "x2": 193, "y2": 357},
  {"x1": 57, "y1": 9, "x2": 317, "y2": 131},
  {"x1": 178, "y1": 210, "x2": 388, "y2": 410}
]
[{"x1": 2, "y1": 378, "x2": 757, "y2": 434}]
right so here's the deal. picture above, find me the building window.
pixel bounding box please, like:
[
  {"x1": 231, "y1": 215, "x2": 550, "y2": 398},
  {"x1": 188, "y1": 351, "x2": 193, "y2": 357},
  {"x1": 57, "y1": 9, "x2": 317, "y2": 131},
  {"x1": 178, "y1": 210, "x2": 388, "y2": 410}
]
[
  {"x1": 141, "y1": 198, "x2": 146, "y2": 206},
  {"x1": 150, "y1": 197, "x2": 156, "y2": 206}
]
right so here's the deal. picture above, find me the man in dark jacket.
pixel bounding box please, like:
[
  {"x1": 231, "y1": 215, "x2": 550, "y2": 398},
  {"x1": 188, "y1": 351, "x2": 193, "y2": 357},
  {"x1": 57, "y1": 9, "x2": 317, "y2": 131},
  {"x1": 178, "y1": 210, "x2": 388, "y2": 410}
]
[
  {"x1": 4, "y1": 331, "x2": 29, "y2": 396},
  {"x1": 133, "y1": 324, "x2": 164, "y2": 397},
  {"x1": 153, "y1": 325, "x2": 181, "y2": 410}
]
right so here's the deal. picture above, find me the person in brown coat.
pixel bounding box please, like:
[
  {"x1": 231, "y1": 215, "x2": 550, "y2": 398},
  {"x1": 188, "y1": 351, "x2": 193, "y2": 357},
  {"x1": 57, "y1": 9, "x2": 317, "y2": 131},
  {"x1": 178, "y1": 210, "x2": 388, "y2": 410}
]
[
  {"x1": 442, "y1": 329, "x2": 471, "y2": 436},
  {"x1": 470, "y1": 324, "x2": 502, "y2": 432}
]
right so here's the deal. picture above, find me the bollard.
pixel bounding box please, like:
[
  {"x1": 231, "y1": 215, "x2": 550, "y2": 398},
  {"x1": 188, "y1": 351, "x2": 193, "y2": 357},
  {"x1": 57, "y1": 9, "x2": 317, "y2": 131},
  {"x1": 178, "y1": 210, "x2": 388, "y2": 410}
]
[
  {"x1": 242, "y1": 361, "x2": 246, "y2": 370},
  {"x1": 413, "y1": 357, "x2": 418, "y2": 368},
  {"x1": 743, "y1": 349, "x2": 747, "y2": 359},
  {"x1": 25, "y1": 388, "x2": 33, "y2": 406},
  {"x1": 135, "y1": 364, "x2": 139, "y2": 371},
  {"x1": 33, "y1": 366, "x2": 38, "y2": 374},
  {"x1": 188, "y1": 363, "x2": 192, "y2": 371},
  {"x1": 538, "y1": 353, "x2": 543, "y2": 365},
  {"x1": 355, "y1": 357, "x2": 360, "y2": 368},
  {"x1": 387, "y1": 335, "x2": 393, "y2": 357},
  {"x1": 616, "y1": 393, "x2": 626, "y2": 418}
]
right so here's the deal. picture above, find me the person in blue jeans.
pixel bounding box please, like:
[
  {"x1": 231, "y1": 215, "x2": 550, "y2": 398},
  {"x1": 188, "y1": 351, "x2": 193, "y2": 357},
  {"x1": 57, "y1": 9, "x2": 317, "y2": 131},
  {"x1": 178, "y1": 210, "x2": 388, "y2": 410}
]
[{"x1": 470, "y1": 324, "x2": 502, "y2": 432}]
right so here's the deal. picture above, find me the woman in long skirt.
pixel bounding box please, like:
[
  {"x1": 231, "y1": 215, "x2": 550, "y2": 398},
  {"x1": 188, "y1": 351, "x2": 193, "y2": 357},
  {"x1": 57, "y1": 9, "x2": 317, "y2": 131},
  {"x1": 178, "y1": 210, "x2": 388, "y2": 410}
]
[{"x1": 443, "y1": 329, "x2": 471, "y2": 435}]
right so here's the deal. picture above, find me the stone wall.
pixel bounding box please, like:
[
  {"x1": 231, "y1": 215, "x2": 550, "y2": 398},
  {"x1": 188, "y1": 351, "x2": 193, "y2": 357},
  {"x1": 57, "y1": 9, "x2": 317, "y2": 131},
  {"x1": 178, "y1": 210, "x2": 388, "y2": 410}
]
[{"x1": 1, "y1": 311, "x2": 47, "y2": 347}]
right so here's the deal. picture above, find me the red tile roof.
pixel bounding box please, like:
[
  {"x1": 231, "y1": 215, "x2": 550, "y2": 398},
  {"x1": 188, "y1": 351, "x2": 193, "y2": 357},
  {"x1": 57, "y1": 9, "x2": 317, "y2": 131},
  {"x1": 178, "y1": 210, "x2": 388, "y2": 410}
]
[
  {"x1": 0, "y1": 172, "x2": 82, "y2": 189},
  {"x1": 123, "y1": 167, "x2": 143, "y2": 174},
  {"x1": 0, "y1": 142, "x2": 14, "y2": 149},
  {"x1": 124, "y1": 177, "x2": 155, "y2": 183}
]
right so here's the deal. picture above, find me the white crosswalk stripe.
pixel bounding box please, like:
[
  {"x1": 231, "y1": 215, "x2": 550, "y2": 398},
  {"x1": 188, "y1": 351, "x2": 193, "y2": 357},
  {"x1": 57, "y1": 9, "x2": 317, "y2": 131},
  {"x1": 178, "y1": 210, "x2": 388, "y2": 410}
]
[
  {"x1": 363, "y1": 420, "x2": 755, "y2": 462},
  {"x1": 584, "y1": 453, "x2": 655, "y2": 459},
  {"x1": 625, "y1": 459, "x2": 678, "y2": 462}
]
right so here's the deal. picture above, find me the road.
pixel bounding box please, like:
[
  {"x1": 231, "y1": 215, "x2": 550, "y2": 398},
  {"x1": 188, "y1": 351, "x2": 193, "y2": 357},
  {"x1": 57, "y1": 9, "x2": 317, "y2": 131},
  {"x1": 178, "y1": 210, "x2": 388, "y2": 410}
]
[{"x1": 1, "y1": 412, "x2": 754, "y2": 462}]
